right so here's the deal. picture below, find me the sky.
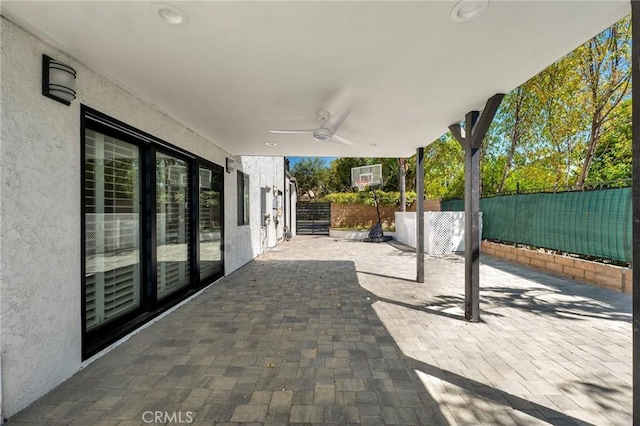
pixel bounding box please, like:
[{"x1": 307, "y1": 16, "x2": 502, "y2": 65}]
[{"x1": 287, "y1": 157, "x2": 336, "y2": 168}]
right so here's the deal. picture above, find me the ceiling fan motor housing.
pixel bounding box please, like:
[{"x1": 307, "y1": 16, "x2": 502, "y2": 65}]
[{"x1": 313, "y1": 128, "x2": 333, "y2": 141}]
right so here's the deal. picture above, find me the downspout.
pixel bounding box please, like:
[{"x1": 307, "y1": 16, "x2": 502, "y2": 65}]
[
  {"x1": 284, "y1": 158, "x2": 288, "y2": 235},
  {"x1": 290, "y1": 177, "x2": 297, "y2": 236}
]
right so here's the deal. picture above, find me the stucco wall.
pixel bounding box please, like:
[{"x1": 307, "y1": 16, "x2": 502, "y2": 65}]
[
  {"x1": 0, "y1": 17, "x2": 283, "y2": 417},
  {"x1": 239, "y1": 156, "x2": 285, "y2": 260}
]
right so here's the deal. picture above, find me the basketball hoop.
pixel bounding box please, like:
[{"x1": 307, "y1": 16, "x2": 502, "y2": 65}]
[
  {"x1": 349, "y1": 163, "x2": 392, "y2": 243},
  {"x1": 351, "y1": 164, "x2": 381, "y2": 192}
]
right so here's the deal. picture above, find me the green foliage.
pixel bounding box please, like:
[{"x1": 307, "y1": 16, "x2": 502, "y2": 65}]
[
  {"x1": 326, "y1": 157, "x2": 416, "y2": 193},
  {"x1": 376, "y1": 190, "x2": 417, "y2": 206},
  {"x1": 575, "y1": 16, "x2": 631, "y2": 186},
  {"x1": 423, "y1": 134, "x2": 464, "y2": 199},
  {"x1": 480, "y1": 155, "x2": 506, "y2": 197},
  {"x1": 485, "y1": 83, "x2": 540, "y2": 194},
  {"x1": 379, "y1": 158, "x2": 415, "y2": 192},
  {"x1": 587, "y1": 98, "x2": 632, "y2": 183},
  {"x1": 290, "y1": 157, "x2": 330, "y2": 198},
  {"x1": 477, "y1": 15, "x2": 630, "y2": 196},
  {"x1": 528, "y1": 53, "x2": 587, "y2": 188},
  {"x1": 321, "y1": 190, "x2": 416, "y2": 207},
  {"x1": 326, "y1": 157, "x2": 373, "y2": 192}
]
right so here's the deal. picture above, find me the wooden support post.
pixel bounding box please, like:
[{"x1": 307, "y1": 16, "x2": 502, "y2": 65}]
[
  {"x1": 449, "y1": 94, "x2": 504, "y2": 321},
  {"x1": 631, "y1": 0, "x2": 639, "y2": 421},
  {"x1": 464, "y1": 110, "x2": 481, "y2": 321},
  {"x1": 416, "y1": 147, "x2": 425, "y2": 283}
]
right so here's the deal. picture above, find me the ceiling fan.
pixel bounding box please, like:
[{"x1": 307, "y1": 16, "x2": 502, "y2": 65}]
[{"x1": 270, "y1": 108, "x2": 355, "y2": 146}]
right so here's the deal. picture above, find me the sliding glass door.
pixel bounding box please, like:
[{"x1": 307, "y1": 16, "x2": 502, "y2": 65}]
[
  {"x1": 199, "y1": 165, "x2": 223, "y2": 281},
  {"x1": 82, "y1": 106, "x2": 226, "y2": 358},
  {"x1": 156, "y1": 151, "x2": 191, "y2": 299},
  {"x1": 84, "y1": 129, "x2": 141, "y2": 331}
]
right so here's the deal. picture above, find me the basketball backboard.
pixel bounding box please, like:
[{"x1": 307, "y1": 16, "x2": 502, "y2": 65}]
[{"x1": 351, "y1": 164, "x2": 382, "y2": 191}]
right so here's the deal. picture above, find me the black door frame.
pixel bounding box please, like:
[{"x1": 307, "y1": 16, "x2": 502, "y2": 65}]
[{"x1": 80, "y1": 105, "x2": 225, "y2": 359}]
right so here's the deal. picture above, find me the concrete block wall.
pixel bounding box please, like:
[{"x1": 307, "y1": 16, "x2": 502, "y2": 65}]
[
  {"x1": 330, "y1": 204, "x2": 397, "y2": 228},
  {"x1": 329, "y1": 199, "x2": 441, "y2": 229},
  {"x1": 482, "y1": 241, "x2": 632, "y2": 294},
  {"x1": 407, "y1": 199, "x2": 442, "y2": 212}
]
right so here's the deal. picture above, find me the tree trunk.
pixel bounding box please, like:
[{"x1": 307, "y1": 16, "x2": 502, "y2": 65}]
[
  {"x1": 498, "y1": 139, "x2": 517, "y2": 194},
  {"x1": 398, "y1": 158, "x2": 406, "y2": 211},
  {"x1": 577, "y1": 115, "x2": 601, "y2": 188},
  {"x1": 576, "y1": 20, "x2": 630, "y2": 188},
  {"x1": 497, "y1": 90, "x2": 524, "y2": 194}
]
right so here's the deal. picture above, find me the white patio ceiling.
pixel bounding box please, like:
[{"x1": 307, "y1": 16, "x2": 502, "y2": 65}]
[{"x1": 1, "y1": 1, "x2": 630, "y2": 158}]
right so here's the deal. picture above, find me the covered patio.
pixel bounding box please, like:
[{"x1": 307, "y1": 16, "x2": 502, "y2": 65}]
[
  {"x1": 8, "y1": 237, "x2": 631, "y2": 425},
  {"x1": 1, "y1": 1, "x2": 639, "y2": 422}
]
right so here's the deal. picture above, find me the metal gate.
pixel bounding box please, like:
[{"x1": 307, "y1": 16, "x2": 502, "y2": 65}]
[{"x1": 296, "y1": 202, "x2": 330, "y2": 235}]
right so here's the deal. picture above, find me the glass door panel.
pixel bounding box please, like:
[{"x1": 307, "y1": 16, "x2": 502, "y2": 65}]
[
  {"x1": 156, "y1": 152, "x2": 191, "y2": 299},
  {"x1": 199, "y1": 166, "x2": 223, "y2": 280},
  {"x1": 85, "y1": 129, "x2": 141, "y2": 331}
]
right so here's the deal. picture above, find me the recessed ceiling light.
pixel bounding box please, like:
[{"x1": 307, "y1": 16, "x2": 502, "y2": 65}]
[
  {"x1": 451, "y1": 0, "x2": 489, "y2": 23},
  {"x1": 151, "y1": 3, "x2": 189, "y2": 26},
  {"x1": 265, "y1": 142, "x2": 278, "y2": 147}
]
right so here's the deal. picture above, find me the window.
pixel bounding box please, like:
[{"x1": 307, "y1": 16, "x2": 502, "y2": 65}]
[
  {"x1": 237, "y1": 171, "x2": 250, "y2": 225},
  {"x1": 81, "y1": 106, "x2": 226, "y2": 358}
]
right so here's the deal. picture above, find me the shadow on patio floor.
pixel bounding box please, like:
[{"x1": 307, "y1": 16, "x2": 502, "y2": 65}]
[{"x1": 8, "y1": 237, "x2": 632, "y2": 425}]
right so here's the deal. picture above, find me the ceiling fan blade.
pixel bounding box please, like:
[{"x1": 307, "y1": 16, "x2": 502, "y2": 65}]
[
  {"x1": 324, "y1": 107, "x2": 351, "y2": 133},
  {"x1": 269, "y1": 129, "x2": 315, "y2": 134},
  {"x1": 329, "y1": 134, "x2": 355, "y2": 146}
]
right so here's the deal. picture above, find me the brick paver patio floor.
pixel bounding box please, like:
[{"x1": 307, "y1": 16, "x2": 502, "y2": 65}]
[{"x1": 7, "y1": 236, "x2": 632, "y2": 425}]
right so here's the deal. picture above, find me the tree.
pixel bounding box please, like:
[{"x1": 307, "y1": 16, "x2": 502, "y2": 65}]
[
  {"x1": 489, "y1": 83, "x2": 539, "y2": 194},
  {"x1": 326, "y1": 158, "x2": 373, "y2": 192},
  {"x1": 586, "y1": 97, "x2": 631, "y2": 184},
  {"x1": 394, "y1": 156, "x2": 416, "y2": 193},
  {"x1": 398, "y1": 158, "x2": 407, "y2": 211},
  {"x1": 315, "y1": 17, "x2": 632, "y2": 203},
  {"x1": 422, "y1": 134, "x2": 465, "y2": 199},
  {"x1": 290, "y1": 158, "x2": 329, "y2": 199},
  {"x1": 530, "y1": 56, "x2": 587, "y2": 188},
  {"x1": 412, "y1": 16, "x2": 632, "y2": 199},
  {"x1": 378, "y1": 157, "x2": 409, "y2": 192},
  {"x1": 576, "y1": 16, "x2": 631, "y2": 188}
]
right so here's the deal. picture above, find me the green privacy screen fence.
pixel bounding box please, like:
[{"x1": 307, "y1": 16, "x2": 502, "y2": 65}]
[{"x1": 441, "y1": 187, "x2": 632, "y2": 263}]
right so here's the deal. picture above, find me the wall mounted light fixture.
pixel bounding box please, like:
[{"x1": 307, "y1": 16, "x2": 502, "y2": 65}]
[
  {"x1": 42, "y1": 54, "x2": 77, "y2": 105},
  {"x1": 226, "y1": 158, "x2": 235, "y2": 173}
]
